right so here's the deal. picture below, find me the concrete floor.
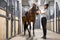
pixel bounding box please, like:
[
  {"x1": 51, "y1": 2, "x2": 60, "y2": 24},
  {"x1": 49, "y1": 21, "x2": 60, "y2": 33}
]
[{"x1": 10, "y1": 29, "x2": 60, "y2": 40}]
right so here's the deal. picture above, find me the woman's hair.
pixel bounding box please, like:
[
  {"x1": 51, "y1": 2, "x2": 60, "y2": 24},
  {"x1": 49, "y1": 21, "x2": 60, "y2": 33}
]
[{"x1": 44, "y1": 4, "x2": 49, "y2": 7}]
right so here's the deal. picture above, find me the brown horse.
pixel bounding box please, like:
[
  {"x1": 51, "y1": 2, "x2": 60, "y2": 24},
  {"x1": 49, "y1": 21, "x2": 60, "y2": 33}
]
[
  {"x1": 22, "y1": 4, "x2": 39, "y2": 37},
  {"x1": 28, "y1": 4, "x2": 39, "y2": 36}
]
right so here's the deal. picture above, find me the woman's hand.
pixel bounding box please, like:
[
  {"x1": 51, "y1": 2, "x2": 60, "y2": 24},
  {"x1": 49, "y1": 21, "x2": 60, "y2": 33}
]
[
  {"x1": 36, "y1": 10, "x2": 41, "y2": 14},
  {"x1": 40, "y1": 10, "x2": 46, "y2": 14}
]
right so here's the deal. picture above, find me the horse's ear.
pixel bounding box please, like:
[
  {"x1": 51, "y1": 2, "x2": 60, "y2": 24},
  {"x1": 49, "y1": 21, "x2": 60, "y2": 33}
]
[{"x1": 33, "y1": 3, "x2": 36, "y2": 6}]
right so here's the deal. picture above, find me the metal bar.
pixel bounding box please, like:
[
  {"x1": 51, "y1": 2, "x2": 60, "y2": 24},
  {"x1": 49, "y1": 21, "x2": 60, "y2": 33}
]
[
  {"x1": 17, "y1": 1, "x2": 21, "y2": 34},
  {"x1": 8, "y1": 0, "x2": 14, "y2": 37},
  {"x1": 6, "y1": 3, "x2": 8, "y2": 40},
  {"x1": 0, "y1": 14, "x2": 6, "y2": 18},
  {"x1": 11, "y1": 9, "x2": 13, "y2": 37},
  {"x1": 14, "y1": 0, "x2": 16, "y2": 36}
]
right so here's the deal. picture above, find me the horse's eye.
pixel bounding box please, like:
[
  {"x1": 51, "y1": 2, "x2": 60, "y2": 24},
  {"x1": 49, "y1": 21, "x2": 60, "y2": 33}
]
[{"x1": 36, "y1": 7, "x2": 39, "y2": 10}]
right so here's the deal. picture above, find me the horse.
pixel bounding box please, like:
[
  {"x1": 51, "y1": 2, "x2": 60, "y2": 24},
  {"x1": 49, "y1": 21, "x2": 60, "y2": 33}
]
[
  {"x1": 27, "y1": 3, "x2": 39, "y2": 36},
  {"x1": 22, "y1": 3, "x2": 39, "y2": 37}
]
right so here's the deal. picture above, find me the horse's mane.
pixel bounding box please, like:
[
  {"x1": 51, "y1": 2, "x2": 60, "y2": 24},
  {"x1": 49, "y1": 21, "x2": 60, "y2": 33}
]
[{"x1": 29, "y1": 4, "x2": 39, "y2": 13}]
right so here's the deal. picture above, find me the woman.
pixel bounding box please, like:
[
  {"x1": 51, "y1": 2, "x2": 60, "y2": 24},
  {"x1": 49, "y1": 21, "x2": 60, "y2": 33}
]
[{"x1": 41, "y1": 4, "x2": 49, "y2": 39}]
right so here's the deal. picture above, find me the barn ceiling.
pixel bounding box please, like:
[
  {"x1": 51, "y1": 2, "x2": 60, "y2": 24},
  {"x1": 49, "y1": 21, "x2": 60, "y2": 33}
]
[{"x1": 22, "y1": 0, "x2": 54, "y2": 6}]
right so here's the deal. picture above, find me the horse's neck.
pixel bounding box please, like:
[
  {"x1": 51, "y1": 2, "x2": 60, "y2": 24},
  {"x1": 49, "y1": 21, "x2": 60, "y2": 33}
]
[{"x1": 28, "y1": 7, "x2": 36, "y2": 15}]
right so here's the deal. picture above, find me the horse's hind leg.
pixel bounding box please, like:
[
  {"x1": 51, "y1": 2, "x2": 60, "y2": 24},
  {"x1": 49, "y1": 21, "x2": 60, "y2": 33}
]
[
  {"x1": 24, "y1": 26, "x2": 26, "y2": 35},
  {"x1": 24, "y1": 22, "x2": 27, "y2": 35}
]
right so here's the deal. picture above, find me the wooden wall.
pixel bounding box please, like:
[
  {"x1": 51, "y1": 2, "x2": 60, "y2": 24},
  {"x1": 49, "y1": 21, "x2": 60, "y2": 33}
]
[
  {"x1": 0, "y1": 17, "x2": 6, "y2": 40},
  {"x1": 0, "y1": 9, "x2": 19, "y2": 40}
]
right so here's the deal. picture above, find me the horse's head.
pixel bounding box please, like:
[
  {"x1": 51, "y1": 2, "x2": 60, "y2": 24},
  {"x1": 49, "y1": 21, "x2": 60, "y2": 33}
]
[{"x1": 32, "y1": 3, "x2": 39, "y2": 11}]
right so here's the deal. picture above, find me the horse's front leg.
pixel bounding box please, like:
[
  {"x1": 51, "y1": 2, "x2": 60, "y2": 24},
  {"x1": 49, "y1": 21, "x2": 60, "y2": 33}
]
[
  {"x1": 31, "y1": 22, "x2": 35, "y2": 36},
  {"x1": 28, "y1": 24, "x2": 31, "y2": 37},
  {"x1": 33, "y1": 23, "x2": 35, "y2": 36}
]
